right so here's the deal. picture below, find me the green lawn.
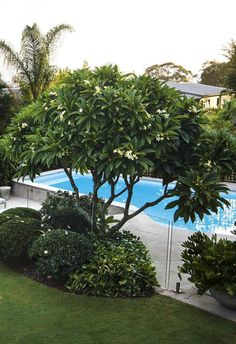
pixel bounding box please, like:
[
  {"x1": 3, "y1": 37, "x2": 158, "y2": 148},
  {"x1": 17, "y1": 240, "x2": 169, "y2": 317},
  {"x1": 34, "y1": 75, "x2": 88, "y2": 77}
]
[{"x1": 0, "y1": 263, "x2": 235, "y2": 344}]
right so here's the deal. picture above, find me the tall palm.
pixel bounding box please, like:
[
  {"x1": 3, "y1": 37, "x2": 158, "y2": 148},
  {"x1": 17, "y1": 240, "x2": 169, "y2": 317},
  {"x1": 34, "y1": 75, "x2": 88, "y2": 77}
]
[{"x1": 0, "y1": 23, "x2": 73, "y2": 100}]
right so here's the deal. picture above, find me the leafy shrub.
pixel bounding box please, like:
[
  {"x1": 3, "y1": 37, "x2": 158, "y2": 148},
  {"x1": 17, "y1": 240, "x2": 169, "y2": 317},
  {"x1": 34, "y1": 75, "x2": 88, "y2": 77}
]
[
  {"x1": 0, "y1": 218, "x2": 42, "y2": 263},
  {"x1": 0, "y1": 138, "x2": 16, "y2": 186},
  {"x1": 179, "y1": 231, "x2": 236, "y2": 296},
  {"x1": 41, "y1": 192, "x2": 77, "y2": 218},
  {"x1": 40, "y1": 191, "x2": 106, "y2": 233},
  {"x1": 41, "y1": 191, "x2": 104, "y2": 218},
  {"x1": 44, "y1": 206, "x2": 92, "y2": 234},
  {"x1": 67, "y1": 231, "x2": 158, "y2": 297},
  {"x1": 29, "y1": 229, "x2": 94, "y2": 279},
  {"x1": 2, "y1": 207, "x2": 42, "y2": 221}
]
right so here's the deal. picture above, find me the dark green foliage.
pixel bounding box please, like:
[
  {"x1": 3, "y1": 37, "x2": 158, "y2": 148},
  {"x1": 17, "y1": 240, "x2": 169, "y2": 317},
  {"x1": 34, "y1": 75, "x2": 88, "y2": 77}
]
[
  {"x1": 8, "y1": 65, "x2": 232, "y2": 230},
  {"x1": 166, "y1": 170, "x2": 230, "y2": 223},
  {"x1": 200, "y1": 61, "x2": 228, "y2": 87},
  {"x1": 67, "y1": 231, "x2": 158, "y2": 297},
  {"x1": 221, "y1": 99, "x2": 236, "y2": 131},
  {"x1": 145, "y1": 62, "x2": 194, "y2": 81},
  {"x1": 40, "y1": 191, "x2": 105, "y2": 232},
  {"x1": 41, "y1": 191, "x2": 104, "y2": 217},
  {"x1": 46, "y1": 206, "x2": 92, "y2": 234},
  {"x1": 2, "y1": 207, "x2": 42, "y2": 221},
  {"x1": 0, "y1": 218, "x2": 42, "y2": 263},
  {"x1": 179, "y1": 232, "x2": 236, "y2": 296},
  {"x1": 199, "y1": 128, "x2": 236, "y2": 178},
  {"x1": 41, "y1": 191, "x2": 78, "y2": 217},
  {"x1": 0, "y1": 138, "x2": 16, "y2": 186},
  {"x1": 224, "y1": 40, "x2": 236, "y2": 91},
  {"x1": 0, "y1": 213, "x2": 22, "y2": 226},
  {"x1": 0, "y1": 79, "x2": 17, "y2": 134},
  {"x1": 29, "y1": 229, "x2": 94, "y2": 279}
]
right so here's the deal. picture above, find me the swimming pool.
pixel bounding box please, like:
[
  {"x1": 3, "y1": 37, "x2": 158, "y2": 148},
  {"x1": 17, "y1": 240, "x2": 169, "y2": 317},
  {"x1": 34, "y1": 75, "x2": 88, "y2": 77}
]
[{"x1": 34, "y1": 171, "x2": 236, "y2": 234}]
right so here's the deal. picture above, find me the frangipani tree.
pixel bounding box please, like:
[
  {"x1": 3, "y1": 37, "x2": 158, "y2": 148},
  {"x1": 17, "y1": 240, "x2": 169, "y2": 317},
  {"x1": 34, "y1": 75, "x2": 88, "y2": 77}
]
[{"x1": 8, "y1": 65, "x2": 231, "y2": 232}]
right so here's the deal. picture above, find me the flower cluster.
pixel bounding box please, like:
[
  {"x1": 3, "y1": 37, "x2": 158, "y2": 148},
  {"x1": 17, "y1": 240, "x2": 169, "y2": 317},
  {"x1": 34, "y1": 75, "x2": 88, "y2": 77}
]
[
  {"x1": 49, "y1": 91, "x2": 57, "y2": 97},
  {"x1": 59, "y1": 110, "x2": 66, "y2": 121},
  {"x1": 113, "y1": 148, "x2": 138, "y2": 160},
  {"x1": 139, "y1": 123, "x2": 152, "y2": 131},
  {"x1": 94, "y1": 86, "x2": 102, "y2": 94},
  {"x1": 190, "y1": 105, "x2": 198, "y2": 113},
  {"x1": 42, "y1": 103, "x2": 48, "y2": 111},
  {"x1": 204, "y1": 160, "x2": 214, "y2": 170},
  {"x1": 155, "y1": 133, "x2": 169, "y2": 141}
]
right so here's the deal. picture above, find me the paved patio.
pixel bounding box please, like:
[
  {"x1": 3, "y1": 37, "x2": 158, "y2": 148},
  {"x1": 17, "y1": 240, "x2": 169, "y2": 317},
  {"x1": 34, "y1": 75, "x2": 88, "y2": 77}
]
[{"x1": 1, "y1": 194, "x2": 235, "y2": 322}]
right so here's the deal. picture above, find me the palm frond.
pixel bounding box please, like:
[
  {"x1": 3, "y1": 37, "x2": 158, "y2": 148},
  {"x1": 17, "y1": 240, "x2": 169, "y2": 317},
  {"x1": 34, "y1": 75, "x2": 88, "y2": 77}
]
[
  {"x1": 0, "y1": 39, "x2": 34, "y2": 90},
  {"x1": 0, "y1": 40, "x2": 22, "y2": 69},
  {"x1": 44, "y1": 24, "x2": 73, "y2": 54},
  {"x1": 20, "y1": 23, "x2": 48, "y2": 97}
]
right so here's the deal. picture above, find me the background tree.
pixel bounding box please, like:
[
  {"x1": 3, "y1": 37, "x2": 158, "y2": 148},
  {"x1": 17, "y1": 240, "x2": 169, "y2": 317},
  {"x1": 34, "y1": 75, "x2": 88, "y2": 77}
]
[
  {"x1": 201, "y1": 100, "x2": 236, "y2": 135},
  {"x1": 199, "y1": 60, "x2": 228, "y2": 87},
  {"x1": 0, "y1": 23, "x2": 73, "y2": 101},
  {"x1": 8, "y1": 65, "x2": 231, "y2": 232},
  {"x1": 200, "y1": 39, "x2": 236, "y2": 90},
  {"x1": 0, "y1": 74, "x2": 20, "y2": 134},
  {"x1": 224, "y1": 40, "x2": 236, "y2": 90},
  {"x1": 145, "y1": 62, "x2": 194, "y2": 81}
]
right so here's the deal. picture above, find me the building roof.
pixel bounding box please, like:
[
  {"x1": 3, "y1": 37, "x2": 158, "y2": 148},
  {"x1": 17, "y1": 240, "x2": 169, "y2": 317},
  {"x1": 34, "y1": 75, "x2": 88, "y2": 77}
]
[{"x1": 166, "y1": 81, "x2": 228, "y2": 98}]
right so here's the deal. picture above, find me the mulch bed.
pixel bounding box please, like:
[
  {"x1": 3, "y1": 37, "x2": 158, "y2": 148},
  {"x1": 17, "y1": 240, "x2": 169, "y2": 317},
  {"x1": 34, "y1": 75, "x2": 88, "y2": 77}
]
[{"x1": 8, "y1": 262, "x2": 67, "y2": 291}]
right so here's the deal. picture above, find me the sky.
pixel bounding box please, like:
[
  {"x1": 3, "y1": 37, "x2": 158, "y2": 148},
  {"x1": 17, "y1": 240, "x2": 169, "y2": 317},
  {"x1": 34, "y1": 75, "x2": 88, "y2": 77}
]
[{"x1": 0, "y1": 0, "x2": 236, "y2": 83}]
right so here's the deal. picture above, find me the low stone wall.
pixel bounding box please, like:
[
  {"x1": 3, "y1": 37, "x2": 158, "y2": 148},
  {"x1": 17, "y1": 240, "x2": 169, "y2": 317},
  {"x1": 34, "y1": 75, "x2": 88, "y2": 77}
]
[
  {"x1": 12, "y1": 181, "x2": 56, "y2": 203},
  {"x1": 12, "y1": 180, "x2": 125, "y2": 215}
]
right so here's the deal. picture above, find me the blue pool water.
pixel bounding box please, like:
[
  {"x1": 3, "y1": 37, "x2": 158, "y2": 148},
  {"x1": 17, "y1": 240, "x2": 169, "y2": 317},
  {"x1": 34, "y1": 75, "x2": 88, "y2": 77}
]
[{"x1": 34, "y1": 171, "x2": 236, "y2": 233}]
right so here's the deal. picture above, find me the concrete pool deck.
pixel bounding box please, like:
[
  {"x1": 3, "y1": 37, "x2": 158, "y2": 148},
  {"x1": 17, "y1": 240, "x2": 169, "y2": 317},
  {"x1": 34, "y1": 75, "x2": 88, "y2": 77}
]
[{"x1": 0, "y1": 194, "x2": 235, "y2": 323}]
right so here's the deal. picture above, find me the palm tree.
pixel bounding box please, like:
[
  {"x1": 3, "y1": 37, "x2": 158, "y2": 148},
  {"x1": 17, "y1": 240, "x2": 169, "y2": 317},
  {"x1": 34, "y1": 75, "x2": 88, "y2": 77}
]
[{"x1": 0, "y1": 23, "x2": 73, "y2": 100}]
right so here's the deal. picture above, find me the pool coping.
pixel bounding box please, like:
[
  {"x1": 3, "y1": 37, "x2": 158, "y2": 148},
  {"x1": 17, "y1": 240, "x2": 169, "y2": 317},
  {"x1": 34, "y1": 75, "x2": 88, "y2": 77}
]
[
  {"x1": 12, "y1": 169, "x2": 137, "y2": 214},
  {"x1": 12, "y1": 169, "x2": 236, "y2": 232}
]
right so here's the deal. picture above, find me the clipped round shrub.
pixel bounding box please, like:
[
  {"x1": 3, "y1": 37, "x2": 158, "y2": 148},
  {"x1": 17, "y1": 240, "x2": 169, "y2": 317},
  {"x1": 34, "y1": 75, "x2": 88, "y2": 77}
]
[
  {"x1": 45, "y1": 206, "x2": 92, "y2": 234},
  {"x1": 2, "y1": 207, "x2": 42, "y2": 221},
  {"x1": 0, "y1": 218, "x2": 42, "y2": 263},
  {"x1": 0, "y1": 213, "x2": 22, "y2": 226},
  {"x1": 29, "y1": 229, "x2": 94, "y2": 279},
  {"x1": 41, "y1": 191, "x2": 105, "y2": 230},
  {"x1": 67, "y1": 231, "x2": 158, "y2": 297}
]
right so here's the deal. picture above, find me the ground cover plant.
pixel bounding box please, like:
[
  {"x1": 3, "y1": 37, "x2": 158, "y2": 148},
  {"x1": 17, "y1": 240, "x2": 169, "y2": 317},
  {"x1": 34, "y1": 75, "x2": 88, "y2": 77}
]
[
  {"x1": 7, "y1": 65, "x2": 235, "y2": 234},
  {"x1": 0, "y1": 263, "x2": 236, "y2": 344}
]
